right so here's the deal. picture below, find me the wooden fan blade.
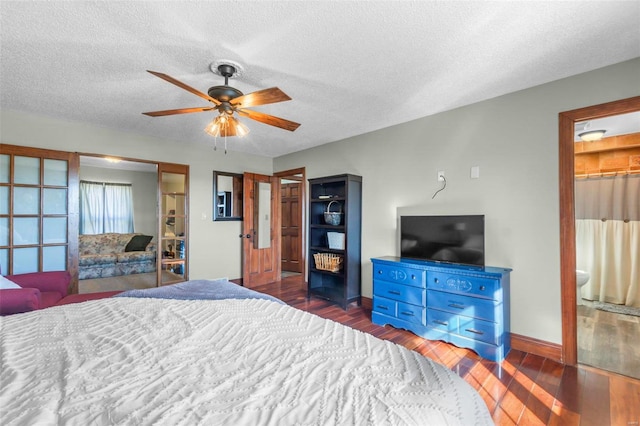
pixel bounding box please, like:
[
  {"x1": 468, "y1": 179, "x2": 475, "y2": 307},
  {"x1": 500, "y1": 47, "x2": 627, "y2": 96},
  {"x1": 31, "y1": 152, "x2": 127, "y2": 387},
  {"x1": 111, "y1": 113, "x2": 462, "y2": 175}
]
[
  {"x1": 142, "y1": 106, "x2": 215, "y2": 117},
  {"x1": 231, "y1": 87, "x2": 291, "y2": 108},
  {"x1": 237, "y1": 109, "x2": 300, "y2": 132},
  {"x1": 147, "y1": 70, "x2": 220, "y2": 105}
]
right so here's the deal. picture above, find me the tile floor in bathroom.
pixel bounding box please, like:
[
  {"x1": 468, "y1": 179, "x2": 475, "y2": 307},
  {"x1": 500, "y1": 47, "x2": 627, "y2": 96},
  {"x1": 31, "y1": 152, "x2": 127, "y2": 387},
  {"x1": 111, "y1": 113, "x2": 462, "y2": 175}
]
[{"x1": 577, "y1": 300, "x2": 640, "y2": 379}]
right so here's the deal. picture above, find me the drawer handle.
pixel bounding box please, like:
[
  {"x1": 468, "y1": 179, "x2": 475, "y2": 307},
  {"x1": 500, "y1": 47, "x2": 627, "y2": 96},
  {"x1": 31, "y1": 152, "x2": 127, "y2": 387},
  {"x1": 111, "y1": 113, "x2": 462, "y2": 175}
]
[
  {"x1": 448, "y1": 303, "x2": 465, "y2": 309},
  {"x1": 465, "y1": 328, "x2": 485, "y2": 335},
  {"x1": 479, "y1": 285, "x2": 486, "y2": 291},
  {"x1": 400, "y1": 311, "x2": 414, "y2": 316},
  {"x1": 388, "y1": 290, "x2": 401, "y2": 295},
  {"x1": 376, "y1": 305, "x2": 389, "y2": 311},
  {"x1": 433, "y1": 320, "x2": 448, "y2": 326},
  {"x1": 411, "y1": 274, "x2": 416, "y2": 280},
  {"x1": 378, "y1": 270, "x2": 383, "y2": 274}
]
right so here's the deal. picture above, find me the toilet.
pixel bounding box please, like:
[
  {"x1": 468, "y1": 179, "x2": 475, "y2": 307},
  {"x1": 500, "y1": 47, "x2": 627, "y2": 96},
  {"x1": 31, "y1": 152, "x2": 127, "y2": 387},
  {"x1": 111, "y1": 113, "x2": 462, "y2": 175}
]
[{"x1": 576, "y1": 270, "x2": 590, "y2": 305}]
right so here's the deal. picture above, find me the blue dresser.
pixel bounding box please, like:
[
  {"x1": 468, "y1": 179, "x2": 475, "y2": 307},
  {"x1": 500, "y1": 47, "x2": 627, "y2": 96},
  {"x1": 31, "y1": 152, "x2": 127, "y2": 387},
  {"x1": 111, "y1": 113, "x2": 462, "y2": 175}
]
[{"x1": 371, "y1": 256, "x2": 511, "y2": 362}]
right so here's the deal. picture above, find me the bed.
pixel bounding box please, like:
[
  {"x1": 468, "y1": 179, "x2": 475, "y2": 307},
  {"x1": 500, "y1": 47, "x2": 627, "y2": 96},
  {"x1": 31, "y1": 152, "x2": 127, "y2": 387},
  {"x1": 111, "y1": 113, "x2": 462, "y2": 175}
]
[{"x1": 0, "y1": 279, "x2": 492, "y2": 425}]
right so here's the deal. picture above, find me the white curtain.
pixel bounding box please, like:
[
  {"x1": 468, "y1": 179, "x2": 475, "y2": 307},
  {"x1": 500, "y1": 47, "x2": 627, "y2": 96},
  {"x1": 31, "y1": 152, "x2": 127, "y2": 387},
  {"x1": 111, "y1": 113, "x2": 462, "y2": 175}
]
[
  {"x1": 79, "y1": 181, "x2": 103, "y2": 234},
  {"x1": 575, "y1": 174, "x2": 640, "y2": 307},
  {"x1": 80, "y1": 181, "x2": 134, "y2": 235}
]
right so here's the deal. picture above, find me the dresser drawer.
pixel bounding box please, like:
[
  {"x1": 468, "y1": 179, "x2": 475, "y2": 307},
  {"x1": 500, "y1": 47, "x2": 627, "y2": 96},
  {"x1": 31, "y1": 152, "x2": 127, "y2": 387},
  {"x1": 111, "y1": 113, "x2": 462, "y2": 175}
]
[
  {"x1": 458, "y1": 316, "x2": 500, "y2": 345},
  {"x1": 426, "y1": 308, "x2": 457, "y2": 333},
  {"x1": 397, "y1": 301, "x2": 425, "y2": 325},
  {"x1": 427, "y1": 289, "x2": 498, "y2": 322},
  {"x1": 374, "y1": 279, "x2": 425, "y2": 305},
  {"x1": 373, "y1": 263, "x2": 426, "y2": 288},
  {"x1": 428, "y1": 271, "x2": 501, "y2": 300},
  {"x1": 372, "y1": 295, "x2": 396, "y2": 316}
]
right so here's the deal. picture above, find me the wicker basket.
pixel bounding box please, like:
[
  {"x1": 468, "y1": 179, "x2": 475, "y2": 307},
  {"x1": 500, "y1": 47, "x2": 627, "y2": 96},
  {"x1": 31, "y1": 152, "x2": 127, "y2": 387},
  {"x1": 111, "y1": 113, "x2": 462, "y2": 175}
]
[
  {"x1": 323, "y1": 201, "x2": 343, "y2": 225},
  {"x1": 313, "y1": 253, "x2": 343, "y2": 272}
]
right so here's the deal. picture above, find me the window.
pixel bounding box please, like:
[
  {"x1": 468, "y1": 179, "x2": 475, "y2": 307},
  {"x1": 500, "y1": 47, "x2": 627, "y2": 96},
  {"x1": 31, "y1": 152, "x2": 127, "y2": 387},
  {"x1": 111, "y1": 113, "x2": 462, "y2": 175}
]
[{"x1": 79, "y1": 181, "x2": 134, "y2": 234}]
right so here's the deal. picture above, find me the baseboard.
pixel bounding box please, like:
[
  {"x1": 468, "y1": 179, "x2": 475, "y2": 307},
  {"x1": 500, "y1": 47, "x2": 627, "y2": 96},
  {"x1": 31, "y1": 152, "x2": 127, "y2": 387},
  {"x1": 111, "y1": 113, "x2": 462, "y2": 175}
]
[
  {"x1": 361, "y1": 296, "x2": 372, "y2": 310},
  {"x1": 510, "y1": 333, "x2": 562, "y2": 363}
]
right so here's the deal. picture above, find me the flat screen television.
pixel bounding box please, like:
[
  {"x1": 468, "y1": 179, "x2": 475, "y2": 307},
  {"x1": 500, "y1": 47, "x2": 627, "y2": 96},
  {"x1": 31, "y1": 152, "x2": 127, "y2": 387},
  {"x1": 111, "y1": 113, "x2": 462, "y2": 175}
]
[{"x1": 400, "y1": 215, "x2": 485, "y2": 267}]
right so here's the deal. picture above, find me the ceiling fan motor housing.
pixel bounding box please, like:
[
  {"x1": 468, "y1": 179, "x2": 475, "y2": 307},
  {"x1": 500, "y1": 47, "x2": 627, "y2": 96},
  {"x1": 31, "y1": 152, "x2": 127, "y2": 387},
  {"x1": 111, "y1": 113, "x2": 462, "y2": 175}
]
[{"x1": 208, "y1": 85, "x2": 243, "y2": 103}]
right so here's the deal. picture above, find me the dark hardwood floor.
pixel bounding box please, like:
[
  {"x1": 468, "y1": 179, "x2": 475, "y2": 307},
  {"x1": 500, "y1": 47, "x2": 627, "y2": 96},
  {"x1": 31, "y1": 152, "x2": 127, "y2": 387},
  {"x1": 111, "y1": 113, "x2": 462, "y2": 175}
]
[{"x1": 252, "y1": 276, "x2": 640, "y2": 426}]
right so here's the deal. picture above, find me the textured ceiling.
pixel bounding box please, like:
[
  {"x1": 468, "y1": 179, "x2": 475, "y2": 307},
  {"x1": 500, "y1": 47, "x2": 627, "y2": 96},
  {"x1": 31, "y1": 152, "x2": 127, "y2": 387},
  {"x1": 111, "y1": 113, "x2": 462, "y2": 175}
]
[{"x1": 1, "y1": 1, "x2": 639, "y2": 158}]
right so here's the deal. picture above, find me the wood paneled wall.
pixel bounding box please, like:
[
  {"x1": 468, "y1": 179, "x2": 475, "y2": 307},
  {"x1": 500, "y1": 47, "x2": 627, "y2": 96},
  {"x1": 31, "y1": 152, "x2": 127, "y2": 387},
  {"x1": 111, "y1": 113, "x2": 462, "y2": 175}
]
[{"x1": 575, "y1": 133, "x2": 640, "y2": 176}]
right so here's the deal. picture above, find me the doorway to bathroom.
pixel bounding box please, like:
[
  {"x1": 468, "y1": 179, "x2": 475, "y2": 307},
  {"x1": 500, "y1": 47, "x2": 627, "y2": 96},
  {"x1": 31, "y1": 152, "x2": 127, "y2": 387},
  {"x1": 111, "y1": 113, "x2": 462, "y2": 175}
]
[
  {"x1": 573, "y1": 113, "x2": 640, "y2": 378},
  {"x1": 559, "y1": 96, "x2": 640, "y2": 380}
]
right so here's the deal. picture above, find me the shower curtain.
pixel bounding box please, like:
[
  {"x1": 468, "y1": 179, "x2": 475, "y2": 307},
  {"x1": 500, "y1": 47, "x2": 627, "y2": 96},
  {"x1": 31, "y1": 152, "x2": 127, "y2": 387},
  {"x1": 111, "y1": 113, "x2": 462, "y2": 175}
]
[{"x1": 575, "y1": 174, "x2": 640, "y2": 307}]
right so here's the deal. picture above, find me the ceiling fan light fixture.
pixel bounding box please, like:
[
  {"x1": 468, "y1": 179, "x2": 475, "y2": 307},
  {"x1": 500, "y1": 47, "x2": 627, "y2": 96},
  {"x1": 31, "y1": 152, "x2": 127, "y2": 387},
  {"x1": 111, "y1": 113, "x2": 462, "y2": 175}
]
[
  {"x1": 578, "y1": 129, "x2": 606, "y2": 142},
  {"x1": 204, "y1": 114, "x2": 250, "y2": 139},
  {"x1": 204, "y1": 116, "x2": 228, "y2": 137},
  {"x1": 230, "y1": 116, "x2": 250, "y2": 137},
  {"x1": 204, "y1": 115, "x2": 223, "y2": 137}
]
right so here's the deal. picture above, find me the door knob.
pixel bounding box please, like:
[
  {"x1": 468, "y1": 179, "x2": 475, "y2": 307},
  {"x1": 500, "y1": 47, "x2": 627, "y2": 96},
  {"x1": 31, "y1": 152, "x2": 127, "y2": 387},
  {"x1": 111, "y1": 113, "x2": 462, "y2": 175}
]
[{"x1": 239, "y1": 234, "x2": 252, "y2": 239}]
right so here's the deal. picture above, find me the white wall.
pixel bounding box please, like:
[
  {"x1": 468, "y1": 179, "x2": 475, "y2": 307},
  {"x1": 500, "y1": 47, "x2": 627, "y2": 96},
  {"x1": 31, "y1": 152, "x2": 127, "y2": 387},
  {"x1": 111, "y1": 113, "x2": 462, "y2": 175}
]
[
  {"x1": 274, "y1": 58, "x2": 640, "y2": 344},
  {"x1": 0, "y1": 110, "x2": 272, "y2": 280},
  {"x1": 80, "y1": 165, "x2": 157, "y2": 237}
]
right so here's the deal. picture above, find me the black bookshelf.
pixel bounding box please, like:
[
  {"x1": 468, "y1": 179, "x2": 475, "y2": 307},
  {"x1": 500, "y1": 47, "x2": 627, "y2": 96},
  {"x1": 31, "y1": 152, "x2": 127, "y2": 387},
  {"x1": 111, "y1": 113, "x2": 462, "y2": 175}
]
[{"x1": 307, "y1": 174, "x2": 362, "y2": 309}]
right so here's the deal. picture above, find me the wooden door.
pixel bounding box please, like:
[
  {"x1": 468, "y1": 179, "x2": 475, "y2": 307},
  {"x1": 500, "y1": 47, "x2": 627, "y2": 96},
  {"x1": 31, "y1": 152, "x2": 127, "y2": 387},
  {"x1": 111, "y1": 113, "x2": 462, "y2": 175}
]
[
  {"x1": 242, "y1": 173, "x2": 281, "y2": 288},
  {"x1": 281, "y1": 182, "x2": 302, "y2": 273}
]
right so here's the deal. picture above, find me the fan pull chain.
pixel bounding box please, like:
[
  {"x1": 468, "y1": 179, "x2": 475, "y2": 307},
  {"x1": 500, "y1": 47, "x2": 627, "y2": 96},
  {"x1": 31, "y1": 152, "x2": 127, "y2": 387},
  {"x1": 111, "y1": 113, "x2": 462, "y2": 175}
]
[
  {"x1": 212, "y1": 124, "x2": 228, "y2": 154},
  {"x1": 224, "y1": 119, "x2": 228, "y2": 154}
]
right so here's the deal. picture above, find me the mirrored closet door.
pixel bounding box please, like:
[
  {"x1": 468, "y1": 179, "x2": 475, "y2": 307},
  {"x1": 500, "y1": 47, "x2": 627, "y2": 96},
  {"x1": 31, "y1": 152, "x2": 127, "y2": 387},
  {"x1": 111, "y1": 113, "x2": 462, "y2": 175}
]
[{"x1": 159, "y1": 163, "x2": 189, "y2": 286}]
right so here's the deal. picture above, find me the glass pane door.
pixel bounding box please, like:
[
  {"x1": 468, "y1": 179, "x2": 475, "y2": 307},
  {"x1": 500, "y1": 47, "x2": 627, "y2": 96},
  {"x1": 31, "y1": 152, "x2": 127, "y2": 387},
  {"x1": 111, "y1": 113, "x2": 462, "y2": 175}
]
[{"x1": 0, "y1": 148, "x2": 74, "y2": 276}]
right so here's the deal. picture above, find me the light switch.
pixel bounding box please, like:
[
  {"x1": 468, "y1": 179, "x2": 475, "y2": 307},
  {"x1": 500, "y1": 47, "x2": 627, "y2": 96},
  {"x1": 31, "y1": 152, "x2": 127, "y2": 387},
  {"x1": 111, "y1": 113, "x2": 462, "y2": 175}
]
[{"x1": 471, "y1": 166, "x2": 480, "y2": 179}]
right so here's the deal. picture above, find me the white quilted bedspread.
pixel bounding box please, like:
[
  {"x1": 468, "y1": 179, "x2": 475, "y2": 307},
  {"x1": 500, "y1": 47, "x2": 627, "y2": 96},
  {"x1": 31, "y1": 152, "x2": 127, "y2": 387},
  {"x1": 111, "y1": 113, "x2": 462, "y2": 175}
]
[{"x1": 0, "y1": 298, "x2": 492, "y2": 425}]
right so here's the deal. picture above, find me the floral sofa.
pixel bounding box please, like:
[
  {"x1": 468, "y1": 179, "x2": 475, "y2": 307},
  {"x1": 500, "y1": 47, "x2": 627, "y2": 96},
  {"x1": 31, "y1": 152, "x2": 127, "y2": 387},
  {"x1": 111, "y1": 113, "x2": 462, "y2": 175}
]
[{"x1": 79, "y1": 233, "x2": 156, "y2": 280}]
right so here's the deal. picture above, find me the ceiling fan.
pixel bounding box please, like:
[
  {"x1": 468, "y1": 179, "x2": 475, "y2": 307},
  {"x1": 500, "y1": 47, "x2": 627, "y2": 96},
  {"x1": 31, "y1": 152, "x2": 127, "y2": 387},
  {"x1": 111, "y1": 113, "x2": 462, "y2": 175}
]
[{"x1": 142, "y1": 64, "x2": 300, "y2": 139}]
